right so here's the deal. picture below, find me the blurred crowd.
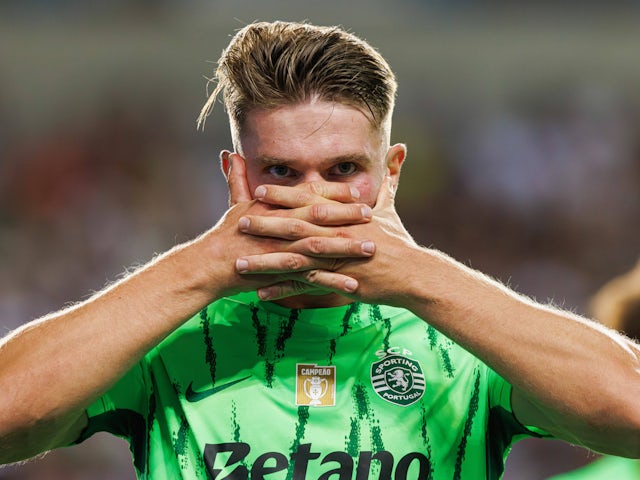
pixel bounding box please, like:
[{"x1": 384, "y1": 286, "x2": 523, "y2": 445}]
[
  {"x1": 1, "y1": 2, "x2": 640, "y2": 479},
  {"x1": 401, "y1": 83, "x2": 640, "y2": 307},
  {"x1": 0, "y1": 94, "x2": 228, "y2": 334}
]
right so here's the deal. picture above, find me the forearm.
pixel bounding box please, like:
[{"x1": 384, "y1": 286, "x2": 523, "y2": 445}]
[
  {"x1": 404, "y1": 248, "x2": 640, "y2": 456},
  {"x1": 0, "y1": 235, "x2": 220, "y2": 462}
]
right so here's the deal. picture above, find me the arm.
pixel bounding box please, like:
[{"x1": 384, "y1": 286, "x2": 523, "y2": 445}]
[
  {"x1": 235, "y1": 177, "x2": 640, "y2": 457},
  {"x1": 0, "y1": 237, "x2": 219, "y2": 462},
  {"x1": 0, "y1": 158, "x2": 373, "y2": 464}
]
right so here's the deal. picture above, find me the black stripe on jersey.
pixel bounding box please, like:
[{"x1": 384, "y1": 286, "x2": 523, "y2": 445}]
[
  {"x1": 286, "y1": 406, "x2": 311, "y2": 479},
  {"x1": 372, "y1": 305, "x2": 392, "y2": 352},
  {"x1": 200, "y1": 307, "x2": 217, "y2": 386},
  {"x1": 426, "y1": 325, "x2": 456, "y2": 379},
  {"x1": 418, "y1": 401, "x2": 435, "y2": 479},
  {"x1": 250, "y1": 304, "x2": 267, "y2": 357},
  {"x1": 347, "y1": 383, "x2": 385, "y2": 455},
  {"x1": 453, "y1": 368, "x2": 481, "y2": 480},
  {"x1": 276, "y1": 308, "x2": 298, "y2": 353},
  {"x1": 172, "y1": 414, "x2": 191, "y2": 470},
  {"x1": 329, "y1": 302, "x2": 360, "y2": 364}
]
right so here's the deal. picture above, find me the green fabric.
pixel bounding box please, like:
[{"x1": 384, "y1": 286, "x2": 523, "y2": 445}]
[
  {"x1": 78, "y1": 292, "x2": 539, "y2": 479},
  {"x1": 547, "y1": 456, "x2": 640, "y2": 479}
]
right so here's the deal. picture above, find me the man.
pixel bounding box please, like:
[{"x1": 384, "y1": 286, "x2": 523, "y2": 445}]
[{"x1": 0, "y1": 21, "x2": 639, "y2": 480}]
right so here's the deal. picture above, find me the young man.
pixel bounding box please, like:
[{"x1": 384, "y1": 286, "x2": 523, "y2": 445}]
[{"x1": 1, "y1": 21, "x2": 639, "y2": 480}]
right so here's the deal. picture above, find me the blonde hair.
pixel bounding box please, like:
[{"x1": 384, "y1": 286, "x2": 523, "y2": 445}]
[{"x1": 197, "y1": 21, "x2": 397, "y2": 134}]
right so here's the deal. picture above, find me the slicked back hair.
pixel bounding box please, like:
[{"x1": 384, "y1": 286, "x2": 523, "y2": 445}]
[{"x1": 197, "y1": 21, "x2": 397, "y2": 136}]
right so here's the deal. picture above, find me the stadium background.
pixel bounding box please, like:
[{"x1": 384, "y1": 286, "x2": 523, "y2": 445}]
[{"x1": 1, "y1": 1, "x2": 639, "y2": 478}]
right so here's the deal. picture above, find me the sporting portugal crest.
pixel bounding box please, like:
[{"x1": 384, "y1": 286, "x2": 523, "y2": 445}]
[{"x1": 370, "y1": 354, "x2": 425, "y2": 406}]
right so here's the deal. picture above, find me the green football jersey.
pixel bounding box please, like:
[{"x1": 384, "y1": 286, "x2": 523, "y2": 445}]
[{"x1": 76, "y1": 292, "x2": 540, "y2": 479}]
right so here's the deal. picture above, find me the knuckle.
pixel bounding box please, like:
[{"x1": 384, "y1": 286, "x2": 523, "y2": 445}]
[
  {"x1": 286, "y1": 254, "x2": 303, "y2": 271},
  {"x1": 286, "y1": 221, "x2": 305, "y2": 238},
  {"x1": 308, "y1": 182, "x2": 325, "y2": 196},
  {"x1": 345, "y1": 239, "x2": 357, "y2": 254},
  {"x1": 351, "y1": 204, "x2": 365, "y2": 218},
  {"x1": 307, "y1": 237, "x2": 325, "y2": 255},
  {"x1": 334, "y1": 228, "x2": 349, "y2": 238},
  {"x1": 311, "y1": 204, "x2": 329, "y2": 222},
  {"x1": 295, "y1": 191, "x2": 313, "y2": 205}
]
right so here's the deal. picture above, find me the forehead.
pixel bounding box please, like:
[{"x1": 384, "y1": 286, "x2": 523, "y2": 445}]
[{"x1": 237, "y1": 101, "x2": 384, "y2": 162}]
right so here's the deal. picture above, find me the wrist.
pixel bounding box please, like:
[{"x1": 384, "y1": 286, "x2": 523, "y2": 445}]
[
  {"x1": 396, "y1": 247, "x2": 476, "y2": 316},
  {"x1": 170, "y1": 232, "x2": 231, "y2": 302}
]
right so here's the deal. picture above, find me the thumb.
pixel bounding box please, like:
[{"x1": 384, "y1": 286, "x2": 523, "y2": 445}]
[
  {"x1": 373, "y1": 175, "x2": 396, "y2": 212},
  {"x1": 227, "y1": 153, "x2": 252, "y2": 205}
]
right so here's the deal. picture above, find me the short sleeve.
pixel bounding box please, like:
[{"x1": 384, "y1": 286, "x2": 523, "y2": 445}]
[
  {"x1": 484, "y1": 366, "x2": 552, "y2": 478},
  {"x1": 74, "y1": 360, "x2": 150, "y2": 445},
  {"x1": 487, "y1": 367, "x2": 551, "y2": 439}
]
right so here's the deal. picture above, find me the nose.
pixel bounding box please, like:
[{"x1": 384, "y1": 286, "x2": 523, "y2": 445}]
[{"x1": 300, "y1": 171, "x2": 326, "y2": 184}]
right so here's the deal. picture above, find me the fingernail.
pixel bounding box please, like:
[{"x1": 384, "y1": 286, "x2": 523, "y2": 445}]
[
  {"x1": 344, "y1": 279, "x2": 358, "y2": 292},
  {"x1": 238, "y1": 217, "x2": 250, "y2": 231},
  {"x1": 254, "y1": 185, "x2": 266, "y2": 199},
  {"x1": 236, "y1": 259, "x2": 249, "y2": 272},
  {"x1": 360, "y1": 205, "x2": 372, "y2": 219},
  {"x1": 350, "y1": 186, "x2": 361, "y2": 199},
  {"x1": 361, "y1": 241, "x2": 375, "y2": 254},
  {"x1": 258, "y1": 288, "x2": 272, "y2": 300}
]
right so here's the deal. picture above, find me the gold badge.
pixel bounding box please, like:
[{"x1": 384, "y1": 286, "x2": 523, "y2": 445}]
[{"x1": 295, "y1": 363, "x2": 336, "y2": 407}]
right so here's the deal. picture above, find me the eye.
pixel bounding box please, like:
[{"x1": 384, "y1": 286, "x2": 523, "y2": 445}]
[
  {"x1": 330, "y1": 162, "x2": 358, "y2": 177},
  {"x1": 267, "y1": 165, "x2": 295, "y2": 178}
]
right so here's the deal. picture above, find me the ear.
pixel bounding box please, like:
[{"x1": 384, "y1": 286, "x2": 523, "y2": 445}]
[
  {"x1": 220, "y1": 151, "x2": 252, "y2": 205},
  {"x1": 220, "y1": 150, "x2": 232, "y2": 180},
  {"x1": 385, "y1": 143, "x2": 407, "y2": 192}
]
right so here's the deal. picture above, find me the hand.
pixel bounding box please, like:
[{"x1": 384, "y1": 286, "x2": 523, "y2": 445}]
[
  {"x1": 235, "y1": 175, "x2": 422, "y2": 305},
  {"x1": 200, "y1": 154, "x2": 378, "y2": 298}
]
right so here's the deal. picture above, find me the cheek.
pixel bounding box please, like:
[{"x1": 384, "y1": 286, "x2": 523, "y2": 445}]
[
  {"x1": 351, "y1": 176, "x2": 382, "y2": 207},
  {"x1": 244, "y1": 170, "x2": 262, "y2": 199}
]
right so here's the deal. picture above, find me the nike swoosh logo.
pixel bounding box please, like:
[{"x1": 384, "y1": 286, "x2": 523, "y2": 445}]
[{"x1": 185, "y1": 375, "x2": 252, "y2": 403}]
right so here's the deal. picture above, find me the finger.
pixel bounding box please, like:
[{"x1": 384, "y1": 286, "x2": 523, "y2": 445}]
[
  {"x1": 373, "y1": 175, "x2": 396, "y2": 211},
  {"x1": 227, "y1": 153, "x2": 252, "y2": 205},
  {"x1": 236, "y1": 252, "x2": 321, "y2": 274},
  {"x1": 254, "y1": 182, "x2": 361, "y2": 208},
  {"x1": 257, "y1": 272, "x2": 359, "y2": 300},
  {"x1": 290, "y1": 237, "x2": 375, "y2": 257},
  {"x1": 278, "y1": 202, "x2": 373, "y2": 225},
  {"x1": 306, "y1": 181, "x2": 361, "y2": 203},
  {"x1": 238, "y1": 215, "x2": 333, "y2": 240},
  {"x1": 239, "y1": 204, "x2": 371, "y2": 235},
  {"x1": 256, "y1": 281, "x2": 327, "y2": 300},
  {"x1": 235, "y1": 239, "x2": 373, "y2": 274}
]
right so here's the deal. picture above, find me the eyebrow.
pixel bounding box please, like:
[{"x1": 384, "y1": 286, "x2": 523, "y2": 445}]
[{"x1": 254, "y1": 153, "x2": 375, "y2": 167}]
